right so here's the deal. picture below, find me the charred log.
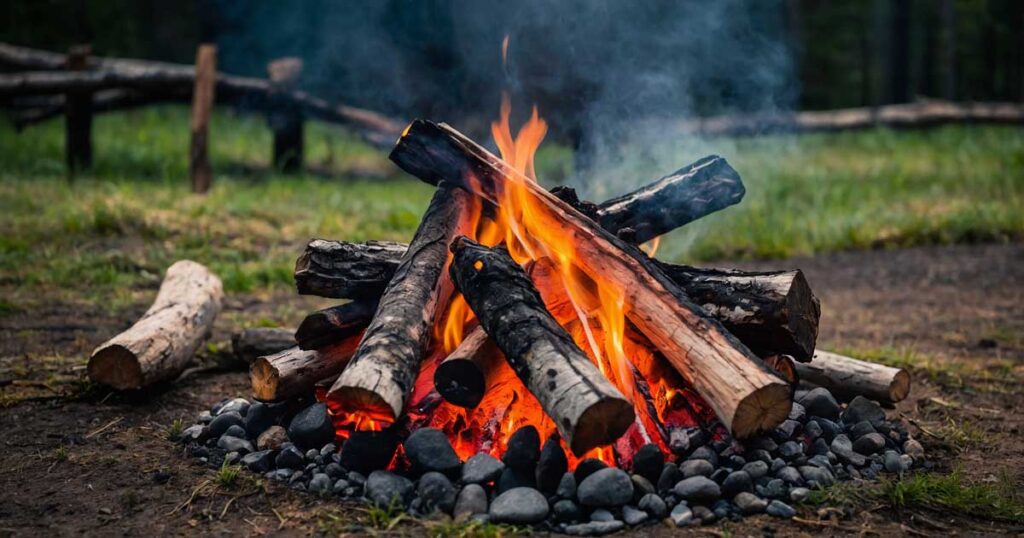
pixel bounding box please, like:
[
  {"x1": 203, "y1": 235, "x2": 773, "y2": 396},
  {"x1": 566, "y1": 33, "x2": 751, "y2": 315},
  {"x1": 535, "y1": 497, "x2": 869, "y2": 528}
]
[
  {"x1": 295, "y1": 239, "x2": 406, "y2": 300},
  {"x1": 232, "y1": 327, "x2": 295, "y2": 364},
  {"x1": 294, "y1": 300, "x2": 376, "y2": 350},
  {"x1": 433, "y1": 325, "x2": 504, "y2": 408}
]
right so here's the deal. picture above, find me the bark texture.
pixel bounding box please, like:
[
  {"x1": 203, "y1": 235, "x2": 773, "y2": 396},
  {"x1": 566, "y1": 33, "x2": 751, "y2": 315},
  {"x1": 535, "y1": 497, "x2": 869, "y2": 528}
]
[
  {"x1": 250, "y1": 337, "x2": 360, "y2": 402},
  {"x1": 294, "y1": 239, "x2": 406, "y2": 300},
  {"x1": 796, "y1": 350, "x2": 911, "y2": 404},
  {"x1": 295, "y1": 300, "x2": 376, "y2": 350}
]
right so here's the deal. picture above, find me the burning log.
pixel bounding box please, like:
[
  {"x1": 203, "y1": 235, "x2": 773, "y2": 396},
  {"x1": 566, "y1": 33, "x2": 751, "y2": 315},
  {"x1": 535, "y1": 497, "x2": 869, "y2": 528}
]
[
  {"x1": 232, "y1": 327, "x2": 295, "y2": 364},
  {"x1": 250, "y1": 336, "x2": 360, "y2": 401},
  {"x1": 295, "y1": 240, "x2": 406, "y2": 300},
  {"x1": 449, "y1": 237, "x2": 634, "y2": 455},
  {"x1": 391, "y1": 120, "x2": 792, "y2": 438},
  {"x1": 294, "y1": 300, "x2": 376, "y2": 350},
  {"x1": 795, "y1": 350, "x2": 910, "y2": 405},
  {"x1": 433, "y1": 325, "x2": 504, "y2": 408},
  {"x1": 88, "y1": 260, "x2": 223, "y2": 390},
  {"x1": 326, "y1": 186, "x2": 473, "y2": 423}
]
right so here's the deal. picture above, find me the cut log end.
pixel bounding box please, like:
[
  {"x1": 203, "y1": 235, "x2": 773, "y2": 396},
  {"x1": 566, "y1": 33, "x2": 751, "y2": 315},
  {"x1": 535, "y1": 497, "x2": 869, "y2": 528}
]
[
  {"x1": 249, "y1": 357, "x2": 282, "y2": 401},
  {"x1": 325, "y1": 385, "x2": 397, "y2": 425},
  {"x1": 784, "y1": 270, "x2": 821, "y2": 361},
  {"x1": 87, "y1": 345, "x2": 143, "y2": 390},
  {"x1": 570, "y1": 397, "x2": 637, "y2": 456},
  {"x1": 890, "y1": 369, "x2": 911, "y2": 402},
  {"x1": 731, "y1": 382, "x2": 793, "y2": 439}
]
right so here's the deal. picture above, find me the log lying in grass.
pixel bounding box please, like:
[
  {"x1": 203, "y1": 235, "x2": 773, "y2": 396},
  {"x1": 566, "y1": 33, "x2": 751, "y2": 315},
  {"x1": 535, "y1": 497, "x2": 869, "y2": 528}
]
[
  {"x1": 232, "y1": 327, "x2": 295, "y2": 364},
  {"x1": 450, "y1": 237, "x2": 635, "y2": 455},
  {"x1": 250, "y1": 336, "x2": 361, "y2": 401},
  {"x1": 295, "y1": 240, "x2": 820, "y2": 361},
  {"x1": 295, "y1": 301, "x2": 376, "y2": 350},
  {"x1": 433, "y1": 325, "x2": 504, "y2": 408},
  {"x1": 326, "y1": 186, "x2": 473, "y2": 423},
  {"x1": 88, "y1": 260, "x2": 223, "y2": 390},
  {"x1": 795, "y1": 350, "x2": 910, "y2": 404},
  {"x1": 391, "y1": 120, "x2": 791, "y2": 438},
  {"x1": 295, "y1": 240, "x2": 406, "y2": 300}
]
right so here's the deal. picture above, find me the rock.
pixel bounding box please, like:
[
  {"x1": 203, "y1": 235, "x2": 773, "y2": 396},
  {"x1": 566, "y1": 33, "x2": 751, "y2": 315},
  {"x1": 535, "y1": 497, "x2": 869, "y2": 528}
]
[
  {"x1": 776, "y1": 466, "x2": 804, "y2": 486},
  {"x1": 404, "y1": 428, "x2": 461, "y2": 477},
  {"x1": 804, "y1": 420, "x2": 823, "y2": 440},
  {"x1": 770, "y1": 458, "x2": 786, "y2": 473},
  {"x1": 849, "y1": 420, "x2": 876, "y2": 439},
  {"x1": 241, "y1": 450, "x2": 275, "y2": 472},
  {"x1": 725, "y1": 455, "x2": 746, "y2": 469},
  {"x1": 503, "y1": 426, "x2": 541, "y2": 472},
  {"x1": 656, "y1": 462, "x2": 682, "y2": 493},
  {"x1": 709, "y1": 468, "x2": 729, "y2": 484},
  {"x1": 778, "y1": 441, "x2": 803, "y2": 459},
  {"x1": 807, "y1": 454, "x2": 834, "y2": 472},
  {"x1": 275, "y1": 445, "x2": 306, "y2": 469},
  {"x1": 553, "y1": 499, "x2": 582, "y2": 522},
  {"x1": 734, "y1": 491, "x2": 768, "y2": 514},
  {"x1": 243, "y1": 402, "x2": 279, "y2": 438},
  {"x1": 721, "y1": 471, "x2": 753, "y2": 497},
  {"x1": 798, "y1": 466, "x2": 834, "y2": 487},
  {"x1": 773, "y1": 420, "x2": 802, "y2": 442},
  {"x1": 831, "y1": 434, "x2": 866, "y2": 466},
  {"x1": 332, "y1": 478, "x2": 350, "y2": 495},
  {"x1": 670, "y1": 502, "x2": 694, "y2": 527},
  {"x1": 883, "y1": 450, "x2": 901, "y2": 473},
  {"x1": 556, "y1": 472, "x2": 577, "y2": 499},
  {"x1": 222, "y1": 424, "x2": 248, "y2": 441},
  {"x1": 347, "y1": 471, "x2": 366, "y2": 486},
  {"x1": 692, "y1": 505, "x2": 716, "y2": 524},
  {"x1": 638, "y1": 493, "x2": 668, "y2": 518},
  {"x1": 742, "y1": 460, "x2": 769, "y2": 480},
  {"x1": 573, "y1": 458, "x2": 607, "y2": 484},
  {"x1": 789, "y1": 487, "x2": 810, "y2": 503},
  {"x1": 257, "y1": 425, "x2": 288, "y2": 451},
  {"x1": 208, "y1": 412, "x2": 245, "y2": 438},
  {"x1": 564, "y1": 521, "x2": 625, "y2": 536},
  {"x1": 623, "y1": 505, "x2": 648, "y2": 526},
  {"x1": 758, "y1": 478, "x2": 787, "y2": 499},
  {"x1": 673, "y1": 476, "x2": 721, "y2": 504},
  {"x1": 766, "y1": 499, "x2": 796, "y2": 518},
  {"x1": 179, "y1": 424, "x2": 208, "y2": 444},
  {"x1": 496, "y1": 467, "x2": 535, "y2": 493},
  {"x1": 578, "y1": 468, "x2": 634, "y2": 507},
  {"x1": 746, "y1": 436, "x2": 778, "y2": 453},
  {"x1": 590, "y1": 509, "x2": 615, "y2": 522},
  {"x1": 679, "y1": 459, "x2": 714, "y2": 478},
  {"x1": 798, "y1": 387, "x2": 840, "y2": 421},
  {"x1": 462, "y1": 453, "x2": 505, "y2": 484},
  {"x1": 454, "y1": 484, "x2": 488, "y2": 519},
  {"x1": 340, "y1": 430, "x2": 399, "y2": 474},
  {"x1": 748, "y1": 449, "x2": 772, "y2": 463},
  {"x1": 632, "y1": 444, "x2": 665, "y2": 483},
  {"x1": 670, "y1": 427, "x2": 705, "y2": 455},
  {"x1": 899, "y1": 454, "x2": 913, "y2": 472},
  {"x1": 536, "y1": 436, "x2": 568, "y2": 494},
  {"x1": 631, "y1": 474, "x2": 655, "y2": 497},
  {"x1": 853, "y1": 433, "x2": 886, "y2": 455},
  {"x1": 687, "y1": 446, "x2": 719, "y2": 466},
  {"x1": 843, "y1": 396, "x2": 886, "y2": 426},
  {"x1": 489, "y1": 487, "x2": 549, "y2": 524},
  {"x1": 811, "y1": 438, "x2": 831, "y2": 456},
  {"x1": 216, "y1": 398, "x2": 250, "y2": 416},
  {"x1": 789, "y1": 402, "x2": 807, "y2": 422},
  {"x1": 365, "y1": 471, "x2": 414, "y2": 508},
  {"x1": 308, "y1": 473, "x2": 331, "y2": 495},
  {"x1": 304, "y1": 448, "x2": 319, "y2": 461},
  {"x1": 324, "y1": 462, "x2": 346, "y2": 479},
  {"x1": 320, "y1": 442, "x2": 337, "y2": 457},
  {"x1": 217, "y1": 435, "x2": 254, "y2": 455},
  {"x1": 198, "y1": 410, "x2": 213, "y2": 424},
  {"x1": 418, "y1": 472, "x2": 457, "y2": 514},
  {"x1": 903, "y1": 439, "x2": 925, "y2": 460},
  {"x1": 287, "y1": 403, "x2": 335, "y2": 450}
]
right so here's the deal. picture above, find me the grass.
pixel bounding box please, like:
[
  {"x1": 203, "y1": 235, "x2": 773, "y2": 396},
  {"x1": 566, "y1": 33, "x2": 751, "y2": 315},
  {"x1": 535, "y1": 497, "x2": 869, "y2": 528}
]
[
  {"x1": 167, "y1": 418, "x2": 184, "y2": 440},
  {"x1": 215, "y1": 461, "x2": 242, "y2": 489},
  {"x1": 1, "y1": 107, "x2": 1022, "y2": 310}
]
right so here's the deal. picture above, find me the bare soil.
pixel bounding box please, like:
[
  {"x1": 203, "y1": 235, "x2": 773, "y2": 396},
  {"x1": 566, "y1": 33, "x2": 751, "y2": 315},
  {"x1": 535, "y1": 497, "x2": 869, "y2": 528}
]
[{"x1": 1, "y1": 243, "x2": 1022, "y2": 537}]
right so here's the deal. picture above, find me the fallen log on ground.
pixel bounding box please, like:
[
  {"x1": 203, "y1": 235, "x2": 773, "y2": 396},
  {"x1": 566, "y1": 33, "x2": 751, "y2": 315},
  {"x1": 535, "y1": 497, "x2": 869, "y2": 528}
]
[
  {"x1": 88, "y1": 260, "x2": 223, "y2": 390},
  {"x1": 232, "y1": 327, "x2": 295, "y2": 364},
  {"x1": 795, "y1": 350, "x2": 910, "y2": 404},
  {"x1": 449, "y1": 237, "x2": 634, "y2": 455},
  {"x1": 391, "y1": 120, "x2": 792, "y2": 438},
  {"x1": 295, "y1": 300, "x2": 377, "y2": 350},
  {"x1": 433, "y1": 325, "x2": 503, "y2": 408},
  {"x1": 326, "y1": 186, "x2": 473, "y2": 424},
  {"x1": 250, "y1": 336, "x2": 361, "y2": 401}
]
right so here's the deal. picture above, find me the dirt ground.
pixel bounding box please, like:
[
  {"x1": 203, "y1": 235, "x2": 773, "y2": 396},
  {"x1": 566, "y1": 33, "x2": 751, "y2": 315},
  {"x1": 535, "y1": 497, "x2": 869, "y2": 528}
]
[{"x1": 1, "y1": 243, "x2": 1022, "y2": 537}]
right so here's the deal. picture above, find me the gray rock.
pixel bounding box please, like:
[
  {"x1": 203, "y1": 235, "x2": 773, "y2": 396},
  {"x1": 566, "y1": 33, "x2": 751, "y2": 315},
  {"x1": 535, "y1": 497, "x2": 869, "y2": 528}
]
[
  {"x1": 733, "y1": 491, "x2": 768, "y2": 514},
  {"x1": 179, "y1": 424, "x2": 208, "y2": 444},
  {"x1": 553, "y1": 499, "x2": 582, "y2": 522},
  {"x1": 632, "y1": 444, "x2": 665, "y2": 484},
  {"x1": 365, "y1": 471, "x2": 414, "y2": 508},
  {"x1": 899, "y1": 454, "x2": 913, "y2": 472},
  {"x1": 216, "y1": 398, "x2": 250, "y2": 416},
  {"x1": 287, "y1": 403, "x2": 335, "y2": 450},
  {"x1": 757, "y1": 478, "x2": 787, "y2": 499},
  {"x1": 243, "y1": 402, "x2": 279, "y2": 438},
  {"x1": 766, "y1": 499, "x2": 796, "y2": 518},
  {"x1": 319, "y1": 442, "x2": 337, "y2": 457},
  {"x1": 789, "y1": 487, "x2": 810, "y2": 503},
  {"x1": 309, "y1": 473, "x2": 331, "y2": 495},
  {"x1": 679, "y1": 459, "x2": 714, "y2": 478},
  {"x1": 573, "y1": 458, "x2": 608, "y2": 484},
  {"x1": 332, "y1": 478, "x2": 350, "y2": 495},
  {"x1": 843, "y1": 396, "x2": 886, "y2": 426},
  {"x1": 709, "y1": 467, "x2": 729, "y2": 484},
  {"x1": 305, "y1": 448, "x2": 319, "y2": 461},
  {"x1": 418, "y1": 472, "x2": 457, "y2": 514},
  {"x1": 721, "y1": 470, "x2": 753, "y2": 497},
  {"x1": 638, "y1": 493, "x2": 668, "y2": 518},
  {"x1": 241, "y1": 450, "x2": 275, "y2": 472},
  {"x1": 774, "y1": 420, "x2": 801, "y2": 441},
  {"x1": 257, "y1": 425, "x2": 288, "y2": 451},
  {"x1": 462, "y1": 453, "x2": 504, "y2": 484},
  {"x1": 208, "y1": 412, "x2": 245, "y2": 438},
  {"x1": 770, "y1": 458, "x2": 786, "y2": 473},
  {"x1": 217, "y1": 435, "x2": 254, "y2": 455},
  {"x1": 811, "y1": 438, "x2": 831, "y2": 456},
  {"x1": 742, "y1": 460, "x2": 769, "y2": 480},
  {"x1": 903, "y1": 439, "x2": 925, "y2": 460},
  {"x1": 804, "y1": 420, "x2": 823, "y2": 440},
  {"x1": 687, "y1": 446, "x2": 719, "y2": 466},
  {"x1": 556, "y1": 472, "x2": 577, "y2": 499},
  {"x1": 798, "y1": 466, "x2": 834, "y2": 487},
  {"x1": 853, "y1": 433, "x2": 886, "y2": 455},
  {"x1": 223, "y1": 424, "x2": 248, "y2": 440},
  {"x1": 849, "y1": 420, "x2": 876, "y2": 439},
  {"x1": 807, "y1": 454, "x2": 834, "y2": 471},
  {"x1": 788, "y1": 402, "x2": 806, "y2": 422},
  {"x1": 670, "y1": 502, "x2": 694, "y2": 527},
  {"x1": 631, "y1": 474, "x2": 655, "y2": 498},
  {"x1": 623, "y1": 505, "x2": 648, "y2": 526},
  {"x1": 778, "y1": 441, "x2": 803, "y2": 459},
  {"x1": 275, "y1": 445, "x2": 305, "y2": 469},
  {"x1": 224, "y1": 451, "x2": 241, "y2": 465},
  {"x1": 673, "y1": 476, "x2": 720, "y2": 504},
  {"x1": 564, "y1": 521, "x2": 625, "y2": 536},
  {"x1": 404, "y1": 428, "x2": 461, "y2": 476},
  {"x1": 831, "y1": 434, "x2": 866, "y2": 466},
  {"x1": 347, "y1": 471, "x2": 366, "y2": 486},
  {"x1": 656, "y1": 462, "x2": 682, "y2": 493},
  {"x1": 578, "y1": 468, "x2": 634, "y2": 507},
  {"x1": 489, "y1": 487, "x2": 549, "y2": 524},
  {"x1": 692, "y1": 505, "x2": 716, "y2": 524},
  {"x1": 590, "y1": 509, "x2": 615, "y2": 522},
  {"x1": 496, "y1": 467, "x2": 534, "y2": 493},
  {"x1": 798, "y1": 387, "x2": 840, "y2": 420},
  {"x1": 198, "y1": 410, "x2": 213, "y2": 424},
  {"x1": 776, "y1": 466, "x2": 804, "y2": 486},
  {"x1": 454, "y1": 484, "x2": 488, "y2": 518},
  {"x1": 324, "y1": 462, "x2": 346, "y2": 479}
]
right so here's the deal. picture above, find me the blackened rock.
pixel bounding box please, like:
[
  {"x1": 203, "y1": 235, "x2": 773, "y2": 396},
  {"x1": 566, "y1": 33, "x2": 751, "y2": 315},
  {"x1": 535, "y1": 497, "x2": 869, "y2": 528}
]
[
  {"x1": 656, "y1": 462, "x2": 682, "y2": 494},
  {"x1": 553, "y1": 499, "x2": 583, "y2": 522},
  {"x1": 745, "y1": 436, "x2": 778, "y2": 453},
  {"x1": 679, "y1": 459, "x2": 714, "y2": 478},
  {"x1": 304, "y1": 448, "x2": 319, "y2": 461},
  {"x1": 418, "y1": 472, "x2": 457, "y2": 514},
  {"x1": 631, "y1": 474, "x2": 655, "y2": 498},
  {"x1": 804, "y1": 420, "x2": 823, "y2": 440},
  {"x1": 489, "y1": 487, "x2": 549, "y2": 524},
  {"x1": 798, "y1": 388, "x2": 840, "y2": 421},
  {"x1": 208, "y1": 412, "x2": 244, "y2": 438},
  {"x1": 778, "y1": 441, "x2": 803, "y2": 459},
  {"x1": 338, "y1": 430, "x2": 397, "y2": 474},
  {"x1": 673, "y1": 476, "x2": 721, "y2": 504},
  {"x1": 742, "y1": 460, "x2": 769, "y2": 480},
  {"x1": 709, "y1": 468, "x2": 730, "y2": 484},
  {"x1": 687, "y1": 446, "x2": 719, "y2": 466},
  {"x1": 848, "y1": 420, "x2": 876, "y2": 440},
  {"x1": 454, "y1": 484, "x2": 488, "y2": 518},
  {"x1": 502, "y1": 426, "x2": 541, "y2": 473},
  {"x1": 776, "y1": 466, "x2": 804, "y2": 486},
  {"x1": 244, "y1": 402, "x2": 280, "y2": 438},
  {"x1": 638, "y1": 493, "x2": 668, "y2": 519},
  {"x1": 773, "y1": 420, "x2": 802, "y2": 442},
  {"x1": 404, "y1": 428, "x2": 461, "y2": 477},
  {"x1": 275, "y1": 445, "x2": 305, "y2": 469},
  {"x1": 810, "y1": 418, "x2": 841, "y2": 443},
  {"x1": 536, "y1": 435, "x2": 568, "y2": 494},
  {"x1": 217, "y1": 435, "x2": 254, "y2": 455},
  {"x1": 179, "y1": 424, "x2": 208, "y2": 444},
  {"x1": 632, "y1": 444, "x2": 665, "y2": 483},
  {"x1": 573, "y1": 458, "x2": 607, "y2": 484},
  {"x1": 324, "y1": 462, "x2": 346, "y2": 479},
  {"x1": 309, "y1": 473, "x2": 331, "y2": 495},
  {"x1": 223, "y1": 424, "x2": 248, "y2": 441},
  {"x1": 734, "y1": 491, "x2": 768, "y2": 514},
  {"x1": 241, "y1": 449, "x2": 275, "y2": 473},
  {"x1": 462, "y1": 453, "x2": 504, "y2": 485},
  {"x1": 725, "y1": 455, "x2": 746, "y2": 469},
  {"x1": 811, "y1": 438, "x2": 831, "y2": 456},
  {"x1": 496, "y1": 467, "x2": 535, "y2": 493},
  {"x1": 556, "y1": 472, "x2": 577, "y2": 499},
  {"x1": 843, "y1": 396, "x2": 886, "y2": 427},
  {"x1": 578, "y1": 468, "x2": 634, "y2": 507},
  {"x1": 831, "y1": 434, "x2": 866, "y2": 466},
  {"x1": 564, "y1": 521, "x2": 625, "y2": 536},
  {"x1": 748, "y1": 449, "x2": 772, "y2": 463},
  {"x1": 721, "y1": 470, "x2": 753, "y2": 498},
  {"x1": 366, "y1": 470, "x2": 414, "y2": 508},
  {"x1": 852, "y1": 433, "x2": 886, "y2": 455},
  {"x1": 287, "y1": 403, "x2": 335, "y2": 450},
  {"x1": 798, "y1": 465, "x2": 835, "y2": 487},
  {"x1": 332, "y1": 478, "x2": 350, "y2": 495},
  {"x1": 766, "y1": 499, "x2": 796, "y2": 518}
]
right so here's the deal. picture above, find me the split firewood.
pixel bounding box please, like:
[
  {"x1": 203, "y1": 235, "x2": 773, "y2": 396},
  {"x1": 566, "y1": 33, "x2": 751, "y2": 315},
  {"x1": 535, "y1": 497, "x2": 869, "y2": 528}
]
[
  {"x1": 391, "y1": 120, "x2": 791, "y2": 438},
  {"x1": 250, "y1": 335, "x2": 361, "y2": 401},
  {"x1": 795, "y1": 350, "x2": 910, "y2": 405},
  {"x1": 433, "y1": 325, "x2": 504, "y2": 408},
  {"x1": 326, "y1": 185, "x2": 474, "y2": 423},
  {"x1": 231, "y1": 327, "x2": 296, "y2": 364},
  {"x1": 88, "y1": 260, "x2": 223, "y2": 390},
  {"x1": 294, "y1": 300, "x2": 377, "y2": 350},
  {"x1": 449, "y1": 237, "x2": 634, "y2": 455}
]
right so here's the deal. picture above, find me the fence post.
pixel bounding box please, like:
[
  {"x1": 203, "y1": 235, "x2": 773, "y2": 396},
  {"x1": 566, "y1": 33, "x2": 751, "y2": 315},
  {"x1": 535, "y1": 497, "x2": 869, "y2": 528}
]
[
  {"x1": 189, "y1": 44, "x2": 217, "y2": 194},
  {"x1": 267, "y1": 57, "x2": 304, "y2": 174},
  {"x1": 65, "y1": 44, "x2": 93, "y2": 176}
]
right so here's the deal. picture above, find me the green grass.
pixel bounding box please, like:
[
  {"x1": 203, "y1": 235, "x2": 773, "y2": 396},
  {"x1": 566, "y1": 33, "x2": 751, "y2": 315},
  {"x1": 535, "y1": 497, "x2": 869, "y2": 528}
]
[
  {"x1": 1, "y1": 106, "x2": 1022, "y2": 307},
  {"x1": 215, "y1": 461, "x2": 242, "y2": 489}
]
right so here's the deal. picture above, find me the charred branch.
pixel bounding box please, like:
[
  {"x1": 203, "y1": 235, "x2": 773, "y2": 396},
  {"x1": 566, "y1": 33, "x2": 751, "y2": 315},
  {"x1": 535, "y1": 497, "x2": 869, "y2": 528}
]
[{"x1": 295, "y1": 300, "x2": 377, "y2": 350}]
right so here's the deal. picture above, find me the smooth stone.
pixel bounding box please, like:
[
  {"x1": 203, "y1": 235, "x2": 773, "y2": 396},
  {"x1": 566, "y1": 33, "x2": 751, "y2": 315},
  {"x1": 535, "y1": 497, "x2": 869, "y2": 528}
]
[
  {"x1": 849, "y1": 420, "x2": 876, "y2": 439},
  {"x1": 788, "y1": 402, "x2": 806, "y2": 422},
  {"x1": 798, "y1": 387, "x2": 840, "y2": 420},
  {"x1": 489, "y1": 487, "x2": 549, "y2": 524},
  {"x1": 746, "y1": 436, "x2": 778, "y2": 453},
  {"x1": 721, "y1": 471, "x2": 753, "y2": 497},
  {"x1": 324, "y1": 462, "x2": 346, "y2": 479},
  {"x1": 766, "y1": 499, "x2": 796, "y2": 518},
  {"x1": 347, "y1": 471, "x2": 366, "y2": 486},
  {"x1": 638, "y1": 493, "x2": 667, "y2": 518},
  {"x1": 632, "y1": 444, "x2": 665, "y2": 483},
  {"x1": 462, "y1": 453, "x2": 505, "y2": 484},
  {"x1": 257, "y1": 425, "x2": 288, "y2": 451},
  {"x1": 287, "y1": 403, "x2": 335, "y2": 450},
  {"x1": 309, "y1": 473, "x2": 331, "y2": 494},
  {"x1": 749, "y1": 449, "x2": 772, "y2": 463},
  {"x1": 758, "y1": 478, "x2": 787, "y2": 499},
  {"x1": 418, "y1": 472, "x2": 457, "y2": 514},
  {"x1": 656, "y1": 462, "x2": 682, "y2": 493},
  {"x1": 773, "y1": 420, "x2": 801, "y2": 442},
  {"x1": 883, "y1": 450, "x2": 901, "y2": 473},
  {"x1": 536, "y1": 436, "x2": 568, "y2": 494},
  {"x1": 216, "y1": 398, "x2": 250, "y2": 416},
  {"x1": 687, "y1": 446, "x2": 719, "y2": 466},
  {"x1": 812, "y1": 438, "x2": 831, "y2": 456},
  {"x1": 590, "y1": 509, "x2": 615, "y2": 522},
  {"x1": 790, "y1": 487, "x2": 811, "y2": 503},
  {"x1": 332, "y1": 478, "x2": 350, "y2": 495},
  {"x1": 670, "y1": 502, "x2": 694, "y2": 527},
  {"x1": 733, "y1": 491, "x2": 768, "y2": 514},
  {"x1": 243, "y1": 402, "x2": 279, "y2": 438},
  {"x1": 709, "y1": 468, "x2": 730, "y2": 484},
  {"x1": 573, "y1": 458, "x2": 608, "y2": 484},
  {"x1": 553, "y1": 499, "x2": 583, "y2": 522},
  {"x1": 798, "y1": 466, "x2": 834, "y2": 487},
  {"x1": 679, "y1": 459, "x2": 714, "y2": 478},
  {"x1": 804, "y1": 420, "x2": 823, "y2": 440},
  {"x1": 807, "y1": 454, "x2": 834, "y2": 471},
  {"x1": 198, "y1": 410, "x2": 213, "y2": 424},
  {"x1": 623, "y1": 505, "x2": 648, "y2": 526},
  {"x1": 217, "y1": 435, "x2": 253, "y2": 455},
  {"x1": 725, "y1": 455, "x2": 746, "y2": 470},
  {"x1": 319, "y1": 442, "x2": 337, "y2": 457},
  {"x1": 853, "y1": 433, "x2": 886, "y2": 455},
  {"x1": 454, "y1": 484, "x2": 488, "y2": 518},
  {"x1": 208, "y1": 412, "x2": 245, "y2": 438},
  {"x1": 564, "y1": 521, "x2": 625, "y2": 536},
  {"x1": 631, "y1": 474, "x2": 655, "y2": 498},
  {"x1": 578, "y1": 468, "x2": 634, "y2": 507},
  {"x1": 831, "y1": 434, "x2": 866, "y2": 466},
  {"x1": 179, "y1": 424, "x2": 208, "y2": 444},
  {"x1": 692, "y1": 505, "x2": 716, "y2": 524},
  {"x1": 222, "y1": 424, "x2": 247, "y2": 440},
  {"x1": 776, "y1": 466, "x2": 804, "y2": 486},
  {"x1": 502, "y1": 426, "x2": 541, "y2": 472},
  {"x1": 843, "y1": 395, "x2": 886, "y2": 426},
  {"x1": 778, "y1": 441, "x2": 803, "y2": 459},
  {"x1": 556, "y1": 472, "x2": 577, "y2": 499},
  {"x1": 496, "y1": 467, "x2": 535, "y2": 493},
  {"x1": 811, "y1": 418, "x2": 841, "y2": 443},
  {"x1": 241, "y1": 449, "x2": 275, "y2": 473},
  {"x1": 903, "y1": 439, "x2": 925, "y2": 460},
  {"x1": 673, "y1": 476, "x2": 720, "y2": 504},
  {"x1": 742, "y1": 460, "x2": 769, "y2": 480},
  {"x1": 305, "y1": 448, "x2": 319, "y2": 461},
  {"x1": 340, "y1": 430, "x2": 399, "y2": 474},
  {"x1": 365, "y1": 471, "x2": 414, "y2": 508},
  {"x1": 404, "y1": 428, "x2": 461, "y2": 477}
]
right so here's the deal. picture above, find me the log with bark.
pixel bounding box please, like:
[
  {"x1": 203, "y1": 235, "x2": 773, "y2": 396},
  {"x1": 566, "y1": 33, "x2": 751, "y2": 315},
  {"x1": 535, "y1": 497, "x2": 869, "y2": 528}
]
[
  {"x1": 250, "y1": 336, "x2": 361, "y2": 402},
  {"x1": 391, "y1": 120, "x2": 792, "y2": 438},
  {"x1": 88, "y1": 260, "x2": 223, "y2": 390},
  {"x1": 325, "y1": 185, "x2": 473, "y2": 423},
  {"x1": 294, "y1": 240, "x2": 406, "y2": 300},
  {"x1": 231, "y1": 327, "x2": 296, "y2": 364},
  {"x1": 294, "y1": 300, "x2": 376, "y2": 350},
  {"x1": 795, "y1": 350, "x2": 910, "y2": 405},
  {"x1": 432, "y1": 325, "x2": 504, "y2": 408},
  {"x1": 449, "y1": 237, "x2": 635, "y2": 455}
]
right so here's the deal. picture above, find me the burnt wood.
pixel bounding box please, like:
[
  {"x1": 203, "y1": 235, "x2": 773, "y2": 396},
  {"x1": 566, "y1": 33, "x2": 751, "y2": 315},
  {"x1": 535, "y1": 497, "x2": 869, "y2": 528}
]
[
  {"x1": 433, "y1": 325, "x2": 504, "y2": 408},
  {"x1": 449, "y1": 237, "x2": 634, "y2": 455},
  {"x1": 231, "y1": 327, "x2": 296, "y2": 364},
  {"x1": 294, "y1": 239, "x2": 406, "y2": 300},
  {"x1": 250, "y1": 336, "x2": 360, "y2": 401},
  {"x1": 294, "y1": 300, "x2": 377, "y2": 350}
]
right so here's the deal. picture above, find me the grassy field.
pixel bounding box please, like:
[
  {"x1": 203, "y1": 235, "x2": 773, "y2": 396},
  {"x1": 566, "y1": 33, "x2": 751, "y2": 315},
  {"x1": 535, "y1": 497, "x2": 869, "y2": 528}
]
[{"x1": 0, "y1": 106, "x2": 1021, "y2": 310}]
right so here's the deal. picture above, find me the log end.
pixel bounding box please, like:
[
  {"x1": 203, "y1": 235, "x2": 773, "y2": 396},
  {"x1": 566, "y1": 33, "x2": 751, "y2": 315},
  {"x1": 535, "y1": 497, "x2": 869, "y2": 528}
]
[
  {"x1": 730, "y1": 381, "x2": 793, "y2": 439},
  {"x1": 249, "y1": 356, "x2": 281, "y2": 401},
  {"x1": 890, "y1": 368, "x2": 911, "y2": 403},
  {"x1": 325, "y1": 385, "x2": 399, "y2": 426},
  {"x1": 434, "y1": 359, "x2": 486, "y2": 408},
  {"x1": 88, "y1": 345, "x2": 143, "y2": 390},
  {"x1": 568, "y1": 397, "x2": 636, "y2": 456},
  {"x1": 784, "y1": 270, "x2": 820, "y2": 362}
]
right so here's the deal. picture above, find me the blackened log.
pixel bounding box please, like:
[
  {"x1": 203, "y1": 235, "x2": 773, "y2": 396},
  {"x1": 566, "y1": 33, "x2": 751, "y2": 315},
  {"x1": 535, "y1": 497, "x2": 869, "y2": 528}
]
[
  {"x1": 250, "y1": 336, "x2": 360, "y2": 401},
  {"x1": 326, "y1": 186, "x2": 473, "y2": 423},
  {"x1": 231, "y1": 327, "x2": 295, "y2": 364},
  {"x1": 433, "y1": 325, "x2": 504, "y2": 408},
  {"x1": 449, "y1": 237, "x2": 634, "y2": 455},
  {"x1": 391, "y1": 120, "x2": 791, "y2": 438},
  {"x1": 294, "y1": 300, "x2": 376, "y2": 350},
  {"x1": 294, "y1": 239, "x2": 406, "y2": 300}
]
